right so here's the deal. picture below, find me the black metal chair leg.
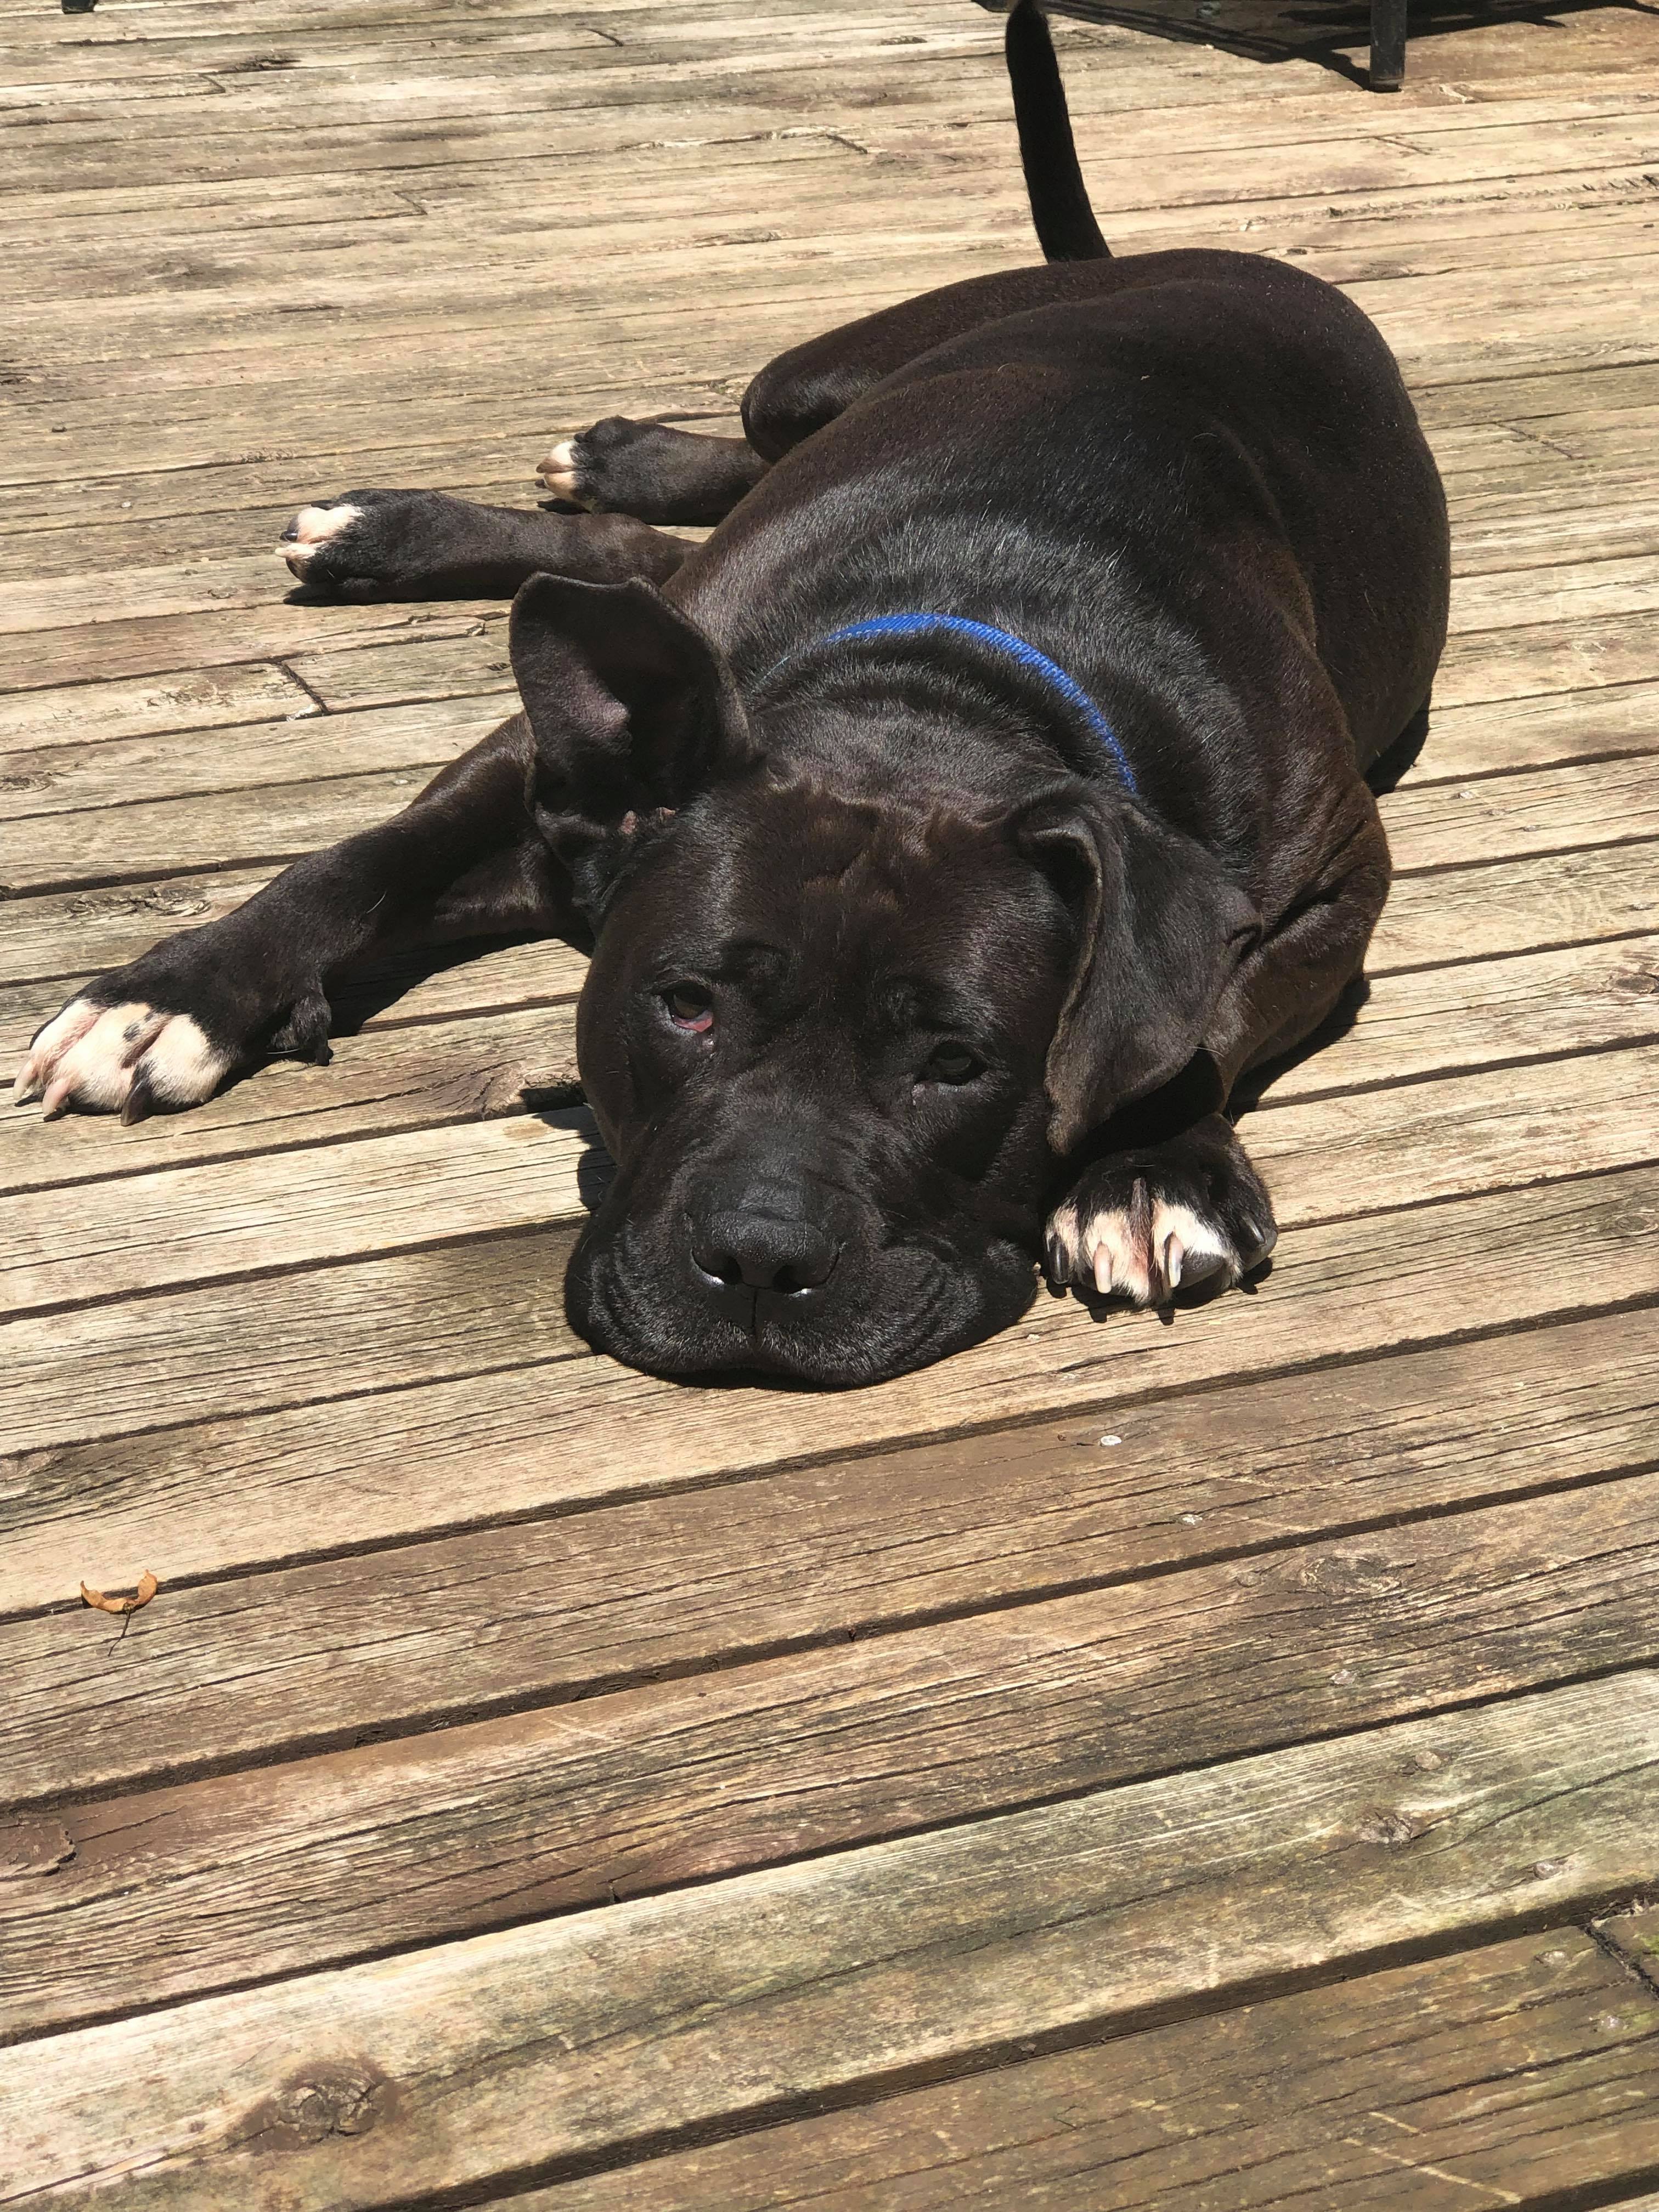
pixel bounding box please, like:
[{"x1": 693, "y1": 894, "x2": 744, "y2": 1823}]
[{"x1": 1370, "y1": 0, "x2": 1407, "y2": 88}]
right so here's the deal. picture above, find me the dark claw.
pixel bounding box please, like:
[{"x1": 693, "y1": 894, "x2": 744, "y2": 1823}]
[
  {"x1": 280, "y1": 522, "x2": 300, "y2": 541},
  {"x1": 120, "y1": 1070, "x2": 155, "y2": 1127}
]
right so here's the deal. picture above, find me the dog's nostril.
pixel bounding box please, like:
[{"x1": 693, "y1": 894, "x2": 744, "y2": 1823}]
[
  {"x1": 697, "y1": 1248, "x2": 747, "y2": 1290},
  {"x1": 691, "y1": 1211, "x2": 837, "y2": 1296}
]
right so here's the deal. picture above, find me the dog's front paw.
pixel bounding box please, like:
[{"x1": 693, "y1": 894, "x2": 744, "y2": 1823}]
[
  {"x1": 14, "y1": 995, "x2": 235, "y2": 1125},
  {"x1": 14, "y1": 929, "x2": 331, "y2": 1127},
  {"x1": 1046, "y1": 1115, "x2": 1277, "y2": 1306}
]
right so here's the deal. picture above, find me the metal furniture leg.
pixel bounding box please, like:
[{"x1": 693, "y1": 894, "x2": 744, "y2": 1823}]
[{"x1": 1370, "y1": 0, "x2": 1407, "y2": 88}]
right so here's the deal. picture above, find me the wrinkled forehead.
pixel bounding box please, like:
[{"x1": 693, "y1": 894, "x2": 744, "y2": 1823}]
[{"x1": 610, "y1": 779, "x2": 1065, "y2": 1009}]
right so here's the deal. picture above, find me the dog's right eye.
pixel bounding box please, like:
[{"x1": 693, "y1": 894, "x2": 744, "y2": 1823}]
[
  {"x1": 663, "y1": 984, "x2": 714, "y2": 1034},
  {"x1": 920, "y1": 1043, "x2": 984, "y2": 1086}
]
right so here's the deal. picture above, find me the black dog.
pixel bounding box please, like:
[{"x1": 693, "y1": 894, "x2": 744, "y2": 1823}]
[{"x1": 16, "y1": 3, "x2": 1449, "y2": 1386}]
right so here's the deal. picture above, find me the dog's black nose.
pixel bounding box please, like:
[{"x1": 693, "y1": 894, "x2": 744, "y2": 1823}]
[{"x1": 691, "y1": 1207, "x2": 838, "y2": 1296}]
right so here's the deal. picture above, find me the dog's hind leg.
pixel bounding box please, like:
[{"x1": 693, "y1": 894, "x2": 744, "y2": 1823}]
[
  {"x1": 538, "y1": 417, "x2": 769, "y2": 525},
  {"x1": 279, "y1": 490, "x2": 693, "y2": 601}
]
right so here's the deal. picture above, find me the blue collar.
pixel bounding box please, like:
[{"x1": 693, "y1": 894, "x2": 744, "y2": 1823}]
[{"x1": 760, "y1": 612, "x2": 1138, "y2": 797}]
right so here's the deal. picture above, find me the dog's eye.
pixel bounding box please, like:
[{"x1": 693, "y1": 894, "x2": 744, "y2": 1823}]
[
  {"x1": 663, "y1": 984, "x2": 714, "y2": 1034},
  {"x1": 921, "y1": 1043, "x2": 983, "y2": 1086}
]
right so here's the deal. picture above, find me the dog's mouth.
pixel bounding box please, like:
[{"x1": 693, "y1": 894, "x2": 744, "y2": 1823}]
[{"x1": 564, "y1": 1214, "x2": 1036, "y2": 1388}]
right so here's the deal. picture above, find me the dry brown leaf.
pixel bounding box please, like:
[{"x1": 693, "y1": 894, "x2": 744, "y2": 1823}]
[{"x1": 80, "y1": 1569, "x2": 159, "y2": 1616}]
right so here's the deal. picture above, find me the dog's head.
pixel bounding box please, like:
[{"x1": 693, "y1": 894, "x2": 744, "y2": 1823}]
[{"x1": 514, "y1": 577, "x2": 1254, "y2": 1385}]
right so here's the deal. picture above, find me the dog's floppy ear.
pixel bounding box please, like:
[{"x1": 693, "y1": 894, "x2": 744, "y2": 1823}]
[
  {"x1": 1018, "y1": 782, "x2": 1259, "y2": 1154},
  {"x1": 509, "y1": 573, "x2": 755, "y2": 859}
]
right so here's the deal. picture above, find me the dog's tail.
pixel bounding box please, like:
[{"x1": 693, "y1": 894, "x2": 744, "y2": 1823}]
[{"x1": 1004, "y1": 0, "x2": 1110, "y2": 261}]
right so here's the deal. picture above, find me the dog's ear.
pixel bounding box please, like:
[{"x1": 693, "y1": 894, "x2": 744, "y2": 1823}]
[
  {"x1": 509, "y1": 573, "x2": 755, "y2": 857},
  {"x1": 1017, "y1": 783, "x2": 1259, "y2": 1154}
]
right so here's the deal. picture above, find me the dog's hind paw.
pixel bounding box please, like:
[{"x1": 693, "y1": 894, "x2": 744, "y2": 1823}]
[
  {"x1": 534, "y1": 416, "x2": 760, "y2": 525},
  {"x1": 14, "y1": 997, "x2": 233, "y2": 1124},
  {"x1": 536, "y1": 436, "x2": 597, "y2": 508},
  {"x1": 1045, "y1": 1114, "x2": 1277, "y2": 1308}
]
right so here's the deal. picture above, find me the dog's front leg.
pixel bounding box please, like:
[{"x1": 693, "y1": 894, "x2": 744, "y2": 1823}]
[
  {"x1": 1046, "y1": 788, "x2": 1391, "y2": 1305},
  {"x1": 15, "y1": 723, "x2": 557, "y2": 1123},
  {"x1": 280, "y1": 492, "x2": 693, "y2": 600}
]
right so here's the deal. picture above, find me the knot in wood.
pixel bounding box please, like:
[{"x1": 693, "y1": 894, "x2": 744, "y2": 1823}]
[
  {"x1": 1355, "y1": 1807, "x2": 1425, "y2": 1848},
  {"x1": 0, "y1": 1818, "x2": 75, "y2": 1880},
  {"x1": 252, "y1": 2062, "x2": 395, "y2": 2148},
  {"x1": 1301, "y1": 1550, "x2": 1400, "y2": 1599}
]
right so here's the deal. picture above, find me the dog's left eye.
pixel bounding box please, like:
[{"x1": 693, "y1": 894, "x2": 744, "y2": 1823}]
[
  {"x1": 920, "y1": 1043, "x2": 983, "y2": 1086},
  {"x1": 663, "y1": 984, "x2": 714, "y2": 1033}
]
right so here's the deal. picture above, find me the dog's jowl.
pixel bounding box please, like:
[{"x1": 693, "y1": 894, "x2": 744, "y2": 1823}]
[{"x1": 16, "y1": 3, "x2": 1449, "y2": 1386}]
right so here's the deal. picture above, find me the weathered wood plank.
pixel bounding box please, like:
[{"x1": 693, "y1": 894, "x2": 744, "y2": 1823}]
[
  {"x1": 0, "y1": 600, "x2": 481, "y2": 698},
  {"x1": 1600, "y1": 1903, "x2": 1659, "y2": 1990},
  {"x1": 5, "y1": 924, "x2": 1658, "y2": 1288},
  {"x1": 2, "y1": 1155, "x2": 1654, "y2": 1545},
  {"x1": 1435, "y1": 608, "x2": 1658, "y2": 708},
  {"x1": 1376, "y1": 837, "x2": 1658, "y2": 972},
  {"x1": 1, "y1": 1674, "x2": 1655, "y2": 2204},
  {"x1": 7, "y1": 1209, "x2": 1650, "y2": 1609},
  {"x1": 12, "y1": 424, "x2": 1658, "y2": 603},
  {"x1": 0, "y1": 662, "x2": 309, "y2": 754},
  {"x1": 2, "y1": 762, "x2": 462, "y2": 891},
  {"x1": 1420, "y1": 679, "x2": 1659, "y2": 778},
  {"x1": 1247, "y1": 1036, "x2": 1659, "y2": 1220},
  {"x1": 1, "y1": 1109, "x2": 592, "y2": 1308},
  {"x1": 1254, "y1": 933, "x2": 1659, "y2": 1106},
  {"x1": 6, "y1": 1475, "x2": 1659, "y2": 2038},
  {"x1": 7, "y1": 1018, "x2": 1657, "y2": 1311},
  {"x1": 3, "y1": 832, "x2": 1654, "y2": 1114},
  {"x1": 10, "y1": 246, "x2": 1659, "y2": 430},
  {"x1": 1380, "y1": 754, "x2": 1659, "y2": 870},
  {"x1": 0, "y1": 990, "x2": 579, "y2": 1192},
  {"x1": 1448, "y1": 550, "x2": 1659, "y2": 632},
  {"x1": 3, "y1": 709, "x2": 1651, "y2": 896},
  {"x1": 494, "y1": 1929, "x2": 1659, "y2": 2211},
  {"x1": 3, "y1": 1307, "x2": 1650, "y2": 1791},
  {"x1": 0, "y1": 691, "x2": 509, "y2": 820},
  {"x1": 16, "y1": 143, "x2": 1659, "y2": 345}
]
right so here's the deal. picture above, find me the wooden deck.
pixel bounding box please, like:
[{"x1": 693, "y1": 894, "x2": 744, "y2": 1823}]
[{"x1": 3, "y1": 0, "x2": 1659, "y2": 2200}]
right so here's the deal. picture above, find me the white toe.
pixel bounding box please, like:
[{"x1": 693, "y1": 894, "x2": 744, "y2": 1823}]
[
  {"x1": 38, "y1": 1001, "x2": 162, "y2": 1116},
  {"x1": 142, "y1": 1014, "x2": 232, "y2": 1105},
  {"x1": 15, "y1": 1001, "x2": 229, "y2": 1120},
  {"x1": 281, "y1": 501, "x2": 362, "y2": 571},
  {"x1": 14, "y1": 997, "x2": 101, "y2": 1101},
  {"x1": 1149, "y1": 1200, "x2": 1237, "y2": 1283},
  {"x1": 536, "y1": 439, "x2": 587, "y2": 501},
  {"x1": 1086, "y1": 1214, "x2": 1153, "y2": 1305}
]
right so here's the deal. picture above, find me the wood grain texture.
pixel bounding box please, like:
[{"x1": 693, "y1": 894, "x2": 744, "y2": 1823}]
[
  {"x1": 0, "y1": 1109, "x2": 594, "y2": 1312},
  {"x1": 496, "y1": 1929, "x2": 1659, "y2": 2210},
  {"x1": 2, "y1": 1288, "x2": 1645, "y2": 1752},
  {"x1": 5, "y1": 1414, "x2": 1657, "y2": 1921},
  {"x1": 20, "y1": 1516, "x2": 1659, "y2": 2042},
  {"x1": 3, "y1": 1141, "x2": 1657, "y2": 1464},
  {"x1": 3, "y1": 712, "x2": 1653, "y2": 899},
  {"x1": 1375, "y1": 838, "x2": 1658, "y2": 972},
  {"x1": 6, "y1": 0, "x2": 1659, "y2": 2183},
  {"x1": 0, "y1": 690, "x2": 511, "y2": 820},
  {"x1": 0, "y1": 998, "x2": 583, "y2": 1197},
  {"x1": 1601, "y1": 1904, "x2": 1659, "y2": 1992},
  {"x1": 4, "y1": 1168, "x2": 1656, "y2": 1606},
  {"x1": 2, "y1": 1673, "x2": 1656, "y2": 2205},
  {"x1": 7, "y1": 1028, "x2": 1658, "y2": 1310}
]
